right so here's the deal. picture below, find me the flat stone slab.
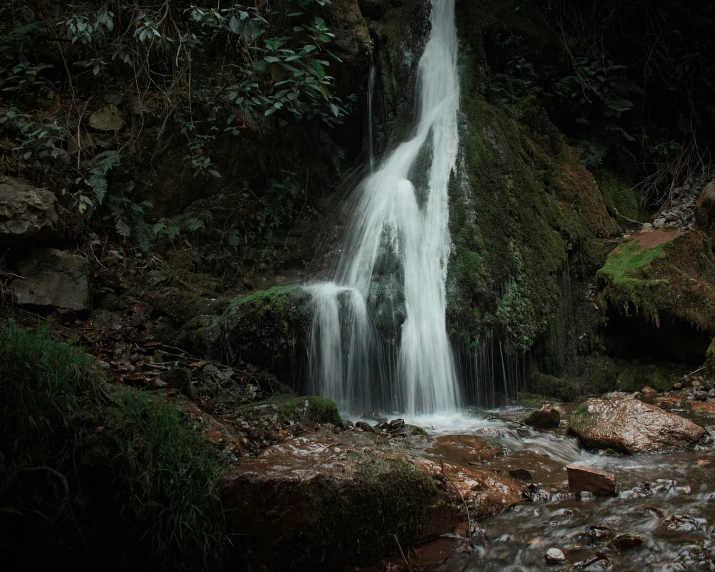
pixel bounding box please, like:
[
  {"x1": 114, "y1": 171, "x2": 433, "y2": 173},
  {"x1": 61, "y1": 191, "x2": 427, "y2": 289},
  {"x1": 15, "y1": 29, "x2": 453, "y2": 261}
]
[{"x1": 567, "y1": 464, "x2": 618, "y2": 496}]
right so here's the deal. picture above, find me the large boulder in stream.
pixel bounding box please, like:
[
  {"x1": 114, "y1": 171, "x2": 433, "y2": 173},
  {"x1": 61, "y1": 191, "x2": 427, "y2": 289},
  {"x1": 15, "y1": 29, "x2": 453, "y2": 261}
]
[
  {"x1": 569, "y1": 397, "x2": 706, "y2": 453},
  {"x1": 221, "y1": 431, "x2": 523, "y2": 570}
]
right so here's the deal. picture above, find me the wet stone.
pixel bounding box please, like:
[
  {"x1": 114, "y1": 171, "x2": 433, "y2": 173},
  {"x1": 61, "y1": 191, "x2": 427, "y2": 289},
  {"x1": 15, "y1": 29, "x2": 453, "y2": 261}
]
[
  {"x1": 545, "y1": 548, "x2": 566, "y2": 563},
  {"x1": 524, "y1": 406, "x2": 560, "y2": 429},
  {"x1": 567, "y1": 465, "x2": 618, "y2": 497},
  {"x1": 361, "y1": 410, "x2": 387, "y2": 424},
  {"x1": 355, "y1": 421, "x2": 375, "y2": 433},
  {"x1": 611, "y1": 533, "x2": 647, "y2": 550}
]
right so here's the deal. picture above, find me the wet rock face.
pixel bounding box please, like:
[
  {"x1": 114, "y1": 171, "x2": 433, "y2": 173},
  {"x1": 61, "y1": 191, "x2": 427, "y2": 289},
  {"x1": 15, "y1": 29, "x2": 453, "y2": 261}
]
[
  {"x1": 0, "y1": 177, "x2": 59, "y2": 244},
  {"x1": 566, "y1": 464, "x2": 618, "y2": 496},
  {"x1": 569, "y1": 397, "x2": 706, "y2": 453},
  {"x1": 221, "y1": 431, "x2": 523, "y2": 569},
  {"x1": 12, "y1": 249, "x2": 91, "y2": 311}
]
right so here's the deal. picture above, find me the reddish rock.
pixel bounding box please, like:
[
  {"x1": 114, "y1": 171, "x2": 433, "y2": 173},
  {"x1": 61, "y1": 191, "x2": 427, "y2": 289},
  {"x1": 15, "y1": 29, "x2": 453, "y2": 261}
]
[
  {"x1": 524, "y1": 406, "x2": 560, "y2": 429},
  {"x1": 566, "y1": 465, "x2": 618, "y2": 496},
  {"x1": 570, "y1": 398, "x2": 706, "y2": 453},
  {"x1": 641, "y1": 386, "x2": 658, "y2": 395},
  {"x1": 692, "y1": 401, "x2": 715, "y2": 415},
  {"x1": 653, "y1": 396, "x2": 682, "y2": 409}
]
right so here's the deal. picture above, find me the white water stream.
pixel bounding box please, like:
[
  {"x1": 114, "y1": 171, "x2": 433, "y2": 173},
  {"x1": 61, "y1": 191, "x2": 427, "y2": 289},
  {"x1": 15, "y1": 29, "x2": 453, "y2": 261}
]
[{"x1": 308, "y1": 0, "x2": 461, "y2": 414}]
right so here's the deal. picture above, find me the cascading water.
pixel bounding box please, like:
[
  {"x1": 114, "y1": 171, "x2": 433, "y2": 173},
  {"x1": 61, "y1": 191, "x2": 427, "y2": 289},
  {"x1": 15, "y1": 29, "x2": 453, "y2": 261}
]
[{"x1": 308, "y1": 0, "x2": 461, "y2": 415}]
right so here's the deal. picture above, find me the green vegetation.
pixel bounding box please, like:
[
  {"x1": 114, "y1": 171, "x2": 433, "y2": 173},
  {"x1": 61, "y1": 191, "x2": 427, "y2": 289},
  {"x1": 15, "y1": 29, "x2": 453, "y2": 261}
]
[
  {"x1": 109, "y1": 391, "x2": 227, "y2": 569},
  {"x1": 0, "y1": 323, "x2": 228, "y2": 569},
  {"x1": 0, "y1": 0, "x2": 355, "y2": 268},
  {"x1": 614, "y1": 359, "x2": 688, "y2": 392},
  {"x1": 0, "y1": 322, "x2": 100, "y2": 462}
]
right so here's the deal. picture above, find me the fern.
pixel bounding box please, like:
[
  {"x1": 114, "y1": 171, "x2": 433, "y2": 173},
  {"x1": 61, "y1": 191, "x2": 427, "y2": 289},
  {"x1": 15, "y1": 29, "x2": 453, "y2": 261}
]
[{"x1": 86, "y1": 149, "x2": 122, "y2": 204}]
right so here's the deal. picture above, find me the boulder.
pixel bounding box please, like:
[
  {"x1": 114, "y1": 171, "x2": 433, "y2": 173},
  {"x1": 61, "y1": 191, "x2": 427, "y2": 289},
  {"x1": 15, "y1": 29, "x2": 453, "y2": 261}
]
[
  {"x1": 0, "y1": 177, "x2": 59, "y2": 244},
  {"x1": 566, "y1": 464, "x2": 618, "y2": 496},
  {"x1": 570, "y1": 397, "x2": 705, "y2": 453},
  {"x1": 523, "y1": 406, "x2": 560, "y2": 429},
  {"x1": 12, "y1": 249, "x2": 91, "y2": 311},
  {"x1": 695, "y1": 180, "x2": 715, "y2": 231},
  {"x1": 221, "y1": 431, "x2": 523, "y2": 569},
  {"x1": 88, "y1": 104, "x2": 124, "y2": 132}
]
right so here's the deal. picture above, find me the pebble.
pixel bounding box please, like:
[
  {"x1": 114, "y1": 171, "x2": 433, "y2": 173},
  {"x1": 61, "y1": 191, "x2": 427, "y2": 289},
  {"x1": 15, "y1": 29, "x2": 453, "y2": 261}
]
[{"x1": 545, "y1": 548, "x2": 566, "y2": 563}]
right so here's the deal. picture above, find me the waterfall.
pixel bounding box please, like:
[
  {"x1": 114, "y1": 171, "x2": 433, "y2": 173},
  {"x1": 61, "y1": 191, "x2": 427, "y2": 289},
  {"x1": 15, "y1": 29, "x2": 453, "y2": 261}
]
[
  {"x1": 308, "y1": 0, "x2": 461, "y2": 415},
  {"x1": 367, "y1": 64, "x2": 376, "y2": 171}
]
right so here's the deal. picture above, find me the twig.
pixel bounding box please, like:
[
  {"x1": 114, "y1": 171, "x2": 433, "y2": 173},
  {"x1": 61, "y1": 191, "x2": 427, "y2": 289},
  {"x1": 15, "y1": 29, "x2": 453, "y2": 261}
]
[
  {"x1": 680, "y1": 366, "x2": 705, "y2": 381},
  {"x1": 393, "y1": 534, "x2": 413, "y2": 572}
]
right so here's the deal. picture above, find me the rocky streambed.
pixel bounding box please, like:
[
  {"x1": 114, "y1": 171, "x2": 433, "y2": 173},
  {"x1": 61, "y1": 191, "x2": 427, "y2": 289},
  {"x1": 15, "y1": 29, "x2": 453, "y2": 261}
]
[
  {"x1": 216, "y1": 383, "x2": 715, "y2": 571},
  {"x1": 348, "y1": 390, "x2": 715, "y2": 571}
]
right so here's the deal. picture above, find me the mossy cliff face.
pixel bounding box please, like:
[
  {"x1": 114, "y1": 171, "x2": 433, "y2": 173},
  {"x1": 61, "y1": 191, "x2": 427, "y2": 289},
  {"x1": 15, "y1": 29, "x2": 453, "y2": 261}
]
[{"x1": 440, "y1": 2, "x2": 617, "y2": 353}]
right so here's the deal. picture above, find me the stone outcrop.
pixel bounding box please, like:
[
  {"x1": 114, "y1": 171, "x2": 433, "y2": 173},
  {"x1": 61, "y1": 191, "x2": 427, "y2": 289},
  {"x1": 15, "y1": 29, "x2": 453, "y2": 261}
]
[
  {"x1": 0, "y1": 177, "x2": 59, "y2": 244},
  {"x1": 12, "y1": 249, "x2": 91, "y2": 311},
  {"x1": 566, "y1": 464, "x2": 618, "y2": 496},
  {"x1": 569, "y1": 397, "x2": 706, "y2": 453},
  {"x1": 221, "y1": 431, "x2": 523, "y2": 569}
]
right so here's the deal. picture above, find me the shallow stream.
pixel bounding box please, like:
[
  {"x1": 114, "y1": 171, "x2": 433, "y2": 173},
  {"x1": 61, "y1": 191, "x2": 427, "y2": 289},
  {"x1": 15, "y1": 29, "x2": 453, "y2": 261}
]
[{"x1": 355, "y1": 406, "x2": 715, "y2": 571}]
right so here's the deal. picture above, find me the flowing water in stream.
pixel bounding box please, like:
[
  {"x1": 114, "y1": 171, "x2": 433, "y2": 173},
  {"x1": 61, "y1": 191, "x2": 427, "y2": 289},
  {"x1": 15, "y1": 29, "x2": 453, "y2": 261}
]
[
  {"x1": 356, "y1": 406, "x2": 715, "y2": 571},
  {"x1": 307, "y1": 0, "x2": 460, "y2": 415}
]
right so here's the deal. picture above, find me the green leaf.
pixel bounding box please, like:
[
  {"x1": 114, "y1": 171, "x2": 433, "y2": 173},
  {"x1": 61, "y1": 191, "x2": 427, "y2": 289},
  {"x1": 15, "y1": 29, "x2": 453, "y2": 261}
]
[
  {"x1": 229, "y1": 15, "x2": 241, "y2": 34},
  {"x1": 208, "y1": 169, "x2": 221, "y2": 178}
]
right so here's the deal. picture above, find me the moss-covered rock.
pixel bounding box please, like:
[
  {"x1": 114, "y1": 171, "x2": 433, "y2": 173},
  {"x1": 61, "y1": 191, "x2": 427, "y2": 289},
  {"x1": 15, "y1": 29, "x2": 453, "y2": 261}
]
[
  {"x1": 597, "y1": 229, "x2": 715, "y2": 333},
  {"x1": 595, "y1": 169, "x2": 645, "y2": 224},
  {"x1": 155, "y1": 286, "x2": 312, "y2": 384},
  {"x1": 237, "y1": 395, "x2": 342, "y2": 426}
]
